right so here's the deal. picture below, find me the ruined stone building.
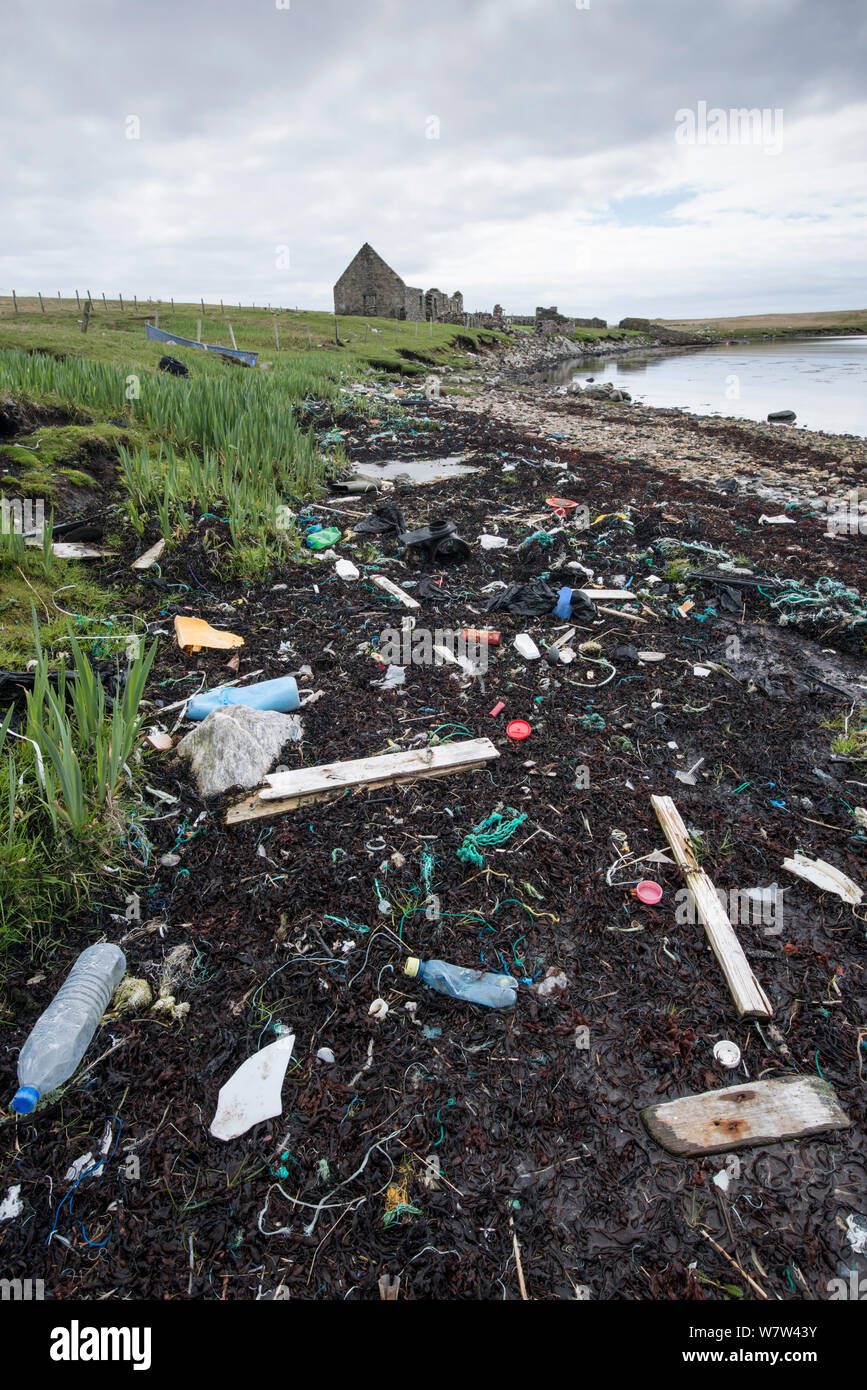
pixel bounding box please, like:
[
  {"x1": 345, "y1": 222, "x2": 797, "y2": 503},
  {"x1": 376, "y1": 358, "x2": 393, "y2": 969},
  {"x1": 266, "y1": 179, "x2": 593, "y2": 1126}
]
[{"x1": 333, "y1": 244, "x2": 463, "y2": 321}]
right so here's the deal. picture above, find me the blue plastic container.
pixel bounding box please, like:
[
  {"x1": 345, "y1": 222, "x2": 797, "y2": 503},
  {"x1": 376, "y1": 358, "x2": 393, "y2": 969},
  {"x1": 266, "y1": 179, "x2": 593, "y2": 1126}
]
[
  {"x1": 186, "y1": 675, "x2": 300, "y2": 720},
  {"x1": 553, "y1": 586, "x2": 574, "y2": 619}
]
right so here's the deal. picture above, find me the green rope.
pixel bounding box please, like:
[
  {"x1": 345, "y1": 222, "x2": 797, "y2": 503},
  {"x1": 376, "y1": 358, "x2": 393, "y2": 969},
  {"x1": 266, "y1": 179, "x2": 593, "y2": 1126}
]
[{"x1": 457, "y1": 807, "x2": 527, "y2": 867}]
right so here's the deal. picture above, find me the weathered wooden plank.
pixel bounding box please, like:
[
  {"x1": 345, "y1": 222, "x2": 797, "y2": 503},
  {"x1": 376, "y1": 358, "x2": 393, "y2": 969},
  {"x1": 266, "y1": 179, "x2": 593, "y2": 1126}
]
[
  {"x1": 226, "y1": 737, "x2": 499, "y2": 824},
  {"x1": 131, "y1": 538, "x2": 166, "y2": 570},
  {"x1": 371, "y1": 575, "x2": 420, "y2": 609},
  {"x1": 641, "y1": 1074, "x2": 850, "y2": 1156},
  {"x1": 650, "y1": 793, "x2": 772, "y2": 1018}
]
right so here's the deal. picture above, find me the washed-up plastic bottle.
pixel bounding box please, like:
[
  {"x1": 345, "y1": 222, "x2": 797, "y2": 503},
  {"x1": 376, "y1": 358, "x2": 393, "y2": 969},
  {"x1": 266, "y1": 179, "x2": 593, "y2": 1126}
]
[
  {"x1": 11, "y1": 943, "x2": 127, "y2": 1114},
  {"x1": 404, "y1": 956, "x2": 517, "y2": 1010},
  {"x1": 186, "y1": 675, "x2": 300, "y2": 720}
]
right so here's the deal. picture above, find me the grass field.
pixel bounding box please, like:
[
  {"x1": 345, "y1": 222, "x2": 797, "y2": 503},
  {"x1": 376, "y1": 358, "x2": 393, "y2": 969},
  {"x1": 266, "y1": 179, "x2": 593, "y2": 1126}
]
[
  {"x1": 0, "y1": 296, "x2": 508, "y2": 377},
  {"x1": 659, "y1": 308, "x2": 867, "y2": 339}
]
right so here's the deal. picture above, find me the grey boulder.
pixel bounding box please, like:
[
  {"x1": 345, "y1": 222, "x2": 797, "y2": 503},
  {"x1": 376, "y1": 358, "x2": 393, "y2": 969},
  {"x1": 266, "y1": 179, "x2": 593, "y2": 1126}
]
[{"x1": 177, "y1": 705, "x2": 303, "y2": 797}]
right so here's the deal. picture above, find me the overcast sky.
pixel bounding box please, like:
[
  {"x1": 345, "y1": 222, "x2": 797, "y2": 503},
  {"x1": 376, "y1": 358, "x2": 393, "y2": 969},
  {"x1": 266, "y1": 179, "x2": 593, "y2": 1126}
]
[{"x1": 2, "y1": 0, "x2": 865, "y2": 319}]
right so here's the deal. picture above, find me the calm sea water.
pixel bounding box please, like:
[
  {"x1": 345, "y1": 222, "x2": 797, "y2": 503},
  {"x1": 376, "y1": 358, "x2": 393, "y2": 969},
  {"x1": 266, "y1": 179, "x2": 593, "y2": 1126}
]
[{"x1": 537, "y1": 335, "x2": 867, "y2": 437}]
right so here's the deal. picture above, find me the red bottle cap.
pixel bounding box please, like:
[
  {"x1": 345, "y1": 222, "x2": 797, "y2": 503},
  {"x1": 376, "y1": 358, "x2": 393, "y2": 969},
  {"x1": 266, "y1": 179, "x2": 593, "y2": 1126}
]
[{"x1": 506, "y1": 720, "x2": 532, "y2": 740}]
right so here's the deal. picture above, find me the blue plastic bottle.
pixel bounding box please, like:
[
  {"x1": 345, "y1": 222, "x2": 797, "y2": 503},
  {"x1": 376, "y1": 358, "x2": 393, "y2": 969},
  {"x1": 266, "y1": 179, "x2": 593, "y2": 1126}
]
[
  {"x1": 186, "y1": 675, "x2": 300, "y2": 720},
  {"x1": 405, "y1": 956, "x2": 517, "y2": 1009}
]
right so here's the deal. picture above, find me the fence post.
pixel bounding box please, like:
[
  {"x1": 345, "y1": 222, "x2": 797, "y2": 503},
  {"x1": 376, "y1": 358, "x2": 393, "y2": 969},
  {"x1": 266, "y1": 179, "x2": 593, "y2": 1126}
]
[
  {"x1": 272, "y1": 318, "x2": 279, "y2": 350},
  {"x1": 119, "y1": 293, "x2": 124, "y2": 311},
  {"x1": 227, "y1": 322, "x2": 237, "y2": 348},
  {"x1": 102, "y1": 293, "x2": 107, "y2": 310},
  {"x1": 154, "y1": 309, "x2": 159, "y2": 329},
  {"x1": 334, "y1": 316, "x2": 339, "y2": 344},
  {"x1": 81, "y1": 299, "x2": 92, "y2": 334},
  {"x1": 201, "y1": 298, "x2": 205, "y2": 315},
  {"x1": 57, "y1": 291, "x2": 62, "y2": 307},
  {"x1": 76, "y1": 289, "x2": 81, "y2": 310},
  {"x1": 196, "y1": 319, "x2": 202, "y2": 343},
  {"x1": 38, "y1": 292, "x2": 45, "y2": 313},
  {"x1": 12, "y1": 290, "x2": 18, "y2": 314}
]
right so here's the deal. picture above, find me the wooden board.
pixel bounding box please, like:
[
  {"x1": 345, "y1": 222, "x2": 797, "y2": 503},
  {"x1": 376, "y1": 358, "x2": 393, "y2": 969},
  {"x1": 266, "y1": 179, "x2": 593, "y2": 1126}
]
[
  {"x1": 651, "y1": 793, "x2": 772, "y2": 1018},
  {"x1": 131, "y1": 538, "x2": 166, "y2": 570},
  {"x1": 226, "y1": 737, "x2": 499, "y2": 824},
  {"x1": 642, "y1": 1074, "x2": 850, "y2": 1156}
]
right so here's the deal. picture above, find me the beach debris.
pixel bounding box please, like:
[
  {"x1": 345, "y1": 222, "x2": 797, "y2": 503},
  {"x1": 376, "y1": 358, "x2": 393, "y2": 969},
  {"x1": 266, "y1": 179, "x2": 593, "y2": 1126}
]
[
  {"x1": 371, "y1": 575, "x2": 420, "y2": 610},
  {"x1": 186, "y1": 675, "x2": 300, "y2": 720},
  {"x1": 144, "y1": 730, "x2": 174, "y2": 752},
  {"x1": 0, "y1": 1186, "x2": 23, "y2": 1222},
  {"x1": 210, "y1": 1034, "x2": 296, "y2": 1141},
  {"x1": 10, "y1": 943, "x2": 127, "y2": 1114},
  {"x1": 506, "y1": 720, "x2": 532, "y2": 741},
  {"x1": 651, "y1": 794, "x2": 772, "y2": 1017},
  {"x1": 713, "y1": 1039, "x2": 742, "y2": 1069},
  {"x1": 306, "y1": 526, "x2": 341, "y2": 550},
  {"x1": 131, "y1": 539, "x2": 166, "y2": 570},
  {"x1": 110, "y1": 977, "x2": 153, "y2": 1014},
  {"x1": 335, "y1": 558, "x2": 360, "y2": 580},
  {"x1": 480, "y1": 534, "x2": 508, "y2": 549},
  {"x1": 404, "y1": 956, "x2": 517, "y2": 1009},
  {"x1": 535, "y1": 968, "x2": 568, "y2": 998},
  {"x1": 177, "y1": 705, "x2": 304, "y2": 797},
  {"x1": 226, "y1": 737, "x2": 500, "y2": 823},
  {"x1": 759, "y1": 513, "x2": 796, "y2": 525},
  {"x1": 513, "y1": 633, "x2": 541, "y2": 660},
  {"x1": 781, "y1": 852, "x2": 862, "y2": 904},
  {"x1": 371, "y1": 663, "x2": 405, "y2": 690},
  {"x1": 174, "y1": 615, "x2": 244, "y2": 654},
  {"x1": 457, "y1": 806, "x2": 527, "y2": 866},
  {"x1": 641, "y1": 1074, "x2": 850, "y2": 1156},
  {"x1": 151, "y1": 944, "x2": 193, "y2": 1023}
]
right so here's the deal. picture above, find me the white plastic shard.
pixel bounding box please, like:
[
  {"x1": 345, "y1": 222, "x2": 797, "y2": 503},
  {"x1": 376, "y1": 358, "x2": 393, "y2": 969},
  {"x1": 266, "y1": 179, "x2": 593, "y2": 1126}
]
[
  {"x1": 782, "y1": 852, "x2": 862, "y2": 905},
  {"x1": 210, "y1": 1034, "x2": 296, "y2": 1141}
]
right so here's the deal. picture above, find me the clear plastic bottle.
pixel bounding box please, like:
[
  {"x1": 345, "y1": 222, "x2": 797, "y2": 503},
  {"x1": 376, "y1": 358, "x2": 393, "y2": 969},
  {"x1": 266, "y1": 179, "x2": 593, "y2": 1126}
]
[
  {"x1": 404, "y1": 956, "x2": 517, "y2": 1009},
  {"x1": 11, "y1": 942, "x2": 126, "y2": 1114}
]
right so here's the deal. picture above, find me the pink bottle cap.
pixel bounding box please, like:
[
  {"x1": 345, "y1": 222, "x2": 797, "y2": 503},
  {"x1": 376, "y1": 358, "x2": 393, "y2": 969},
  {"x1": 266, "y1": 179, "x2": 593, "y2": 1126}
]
[{"x1": 634, "y1": 880, "x2": 663, "y2": 904}]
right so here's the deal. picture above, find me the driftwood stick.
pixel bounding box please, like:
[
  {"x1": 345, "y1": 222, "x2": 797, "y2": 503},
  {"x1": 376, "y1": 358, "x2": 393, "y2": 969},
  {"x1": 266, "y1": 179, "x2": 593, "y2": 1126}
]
[{"x1": 650, "y1": 794, "x2": 772, "y2": 1017}]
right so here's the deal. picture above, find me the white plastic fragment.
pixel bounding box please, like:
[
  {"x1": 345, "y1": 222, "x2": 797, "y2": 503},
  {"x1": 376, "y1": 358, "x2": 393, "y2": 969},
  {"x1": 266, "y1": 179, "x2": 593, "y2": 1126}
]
[
  {"x1": 371, "y1": 664, "x2": 405, "y2": 689},
  {"x1": 480, "y1": 534, "x2": 508, "y2": 549},
  {"x1": 316, "y1": 1047, "x2": 336, "y2": 1064},
  {"x1": 335, "y1": 559, "x2": 360, "y2": 580},
  {"x1": 368, "y1": 998, "x2": 389, "y2": 1020},
  {"x1": 782, "y1": 853, "x2": 862, "y2": 904},
  {"x1": 514, "y1": 633, "x2": 541, "y2": 660},
  {"x1": 0, "y1": 1185, "x2": 23, "y2": 1221},
  {"x1": 210, "y1": 1034, "x2": 295, "y2": 1141},
  {"x1": 759, "y1": 513, "x2": 796, "y2": 525},
  {"x1": 846, "y1": 1212, "x2": 867, "y2": 1255}
]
